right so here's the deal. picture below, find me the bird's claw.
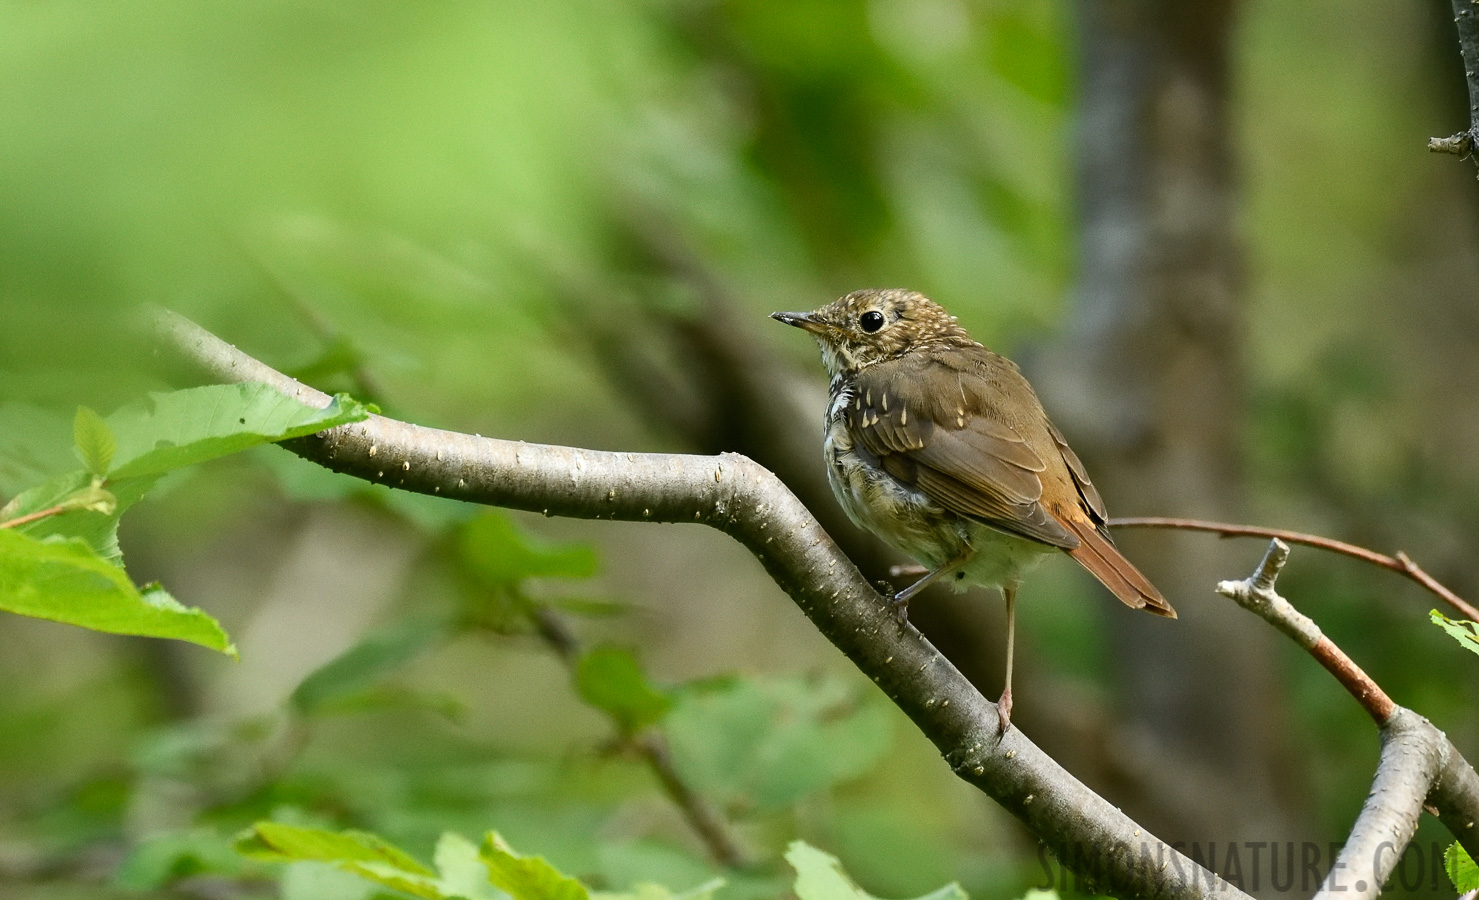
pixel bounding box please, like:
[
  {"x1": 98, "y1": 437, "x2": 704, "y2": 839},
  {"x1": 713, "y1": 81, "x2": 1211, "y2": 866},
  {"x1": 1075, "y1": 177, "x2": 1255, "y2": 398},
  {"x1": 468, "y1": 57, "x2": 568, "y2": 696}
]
[
  {"x1": 997, "y1": 687, "x2": 1013, "y2": 733},
  {"x1": 889, "y1": 593, "x2": 911, "y2": 626}
]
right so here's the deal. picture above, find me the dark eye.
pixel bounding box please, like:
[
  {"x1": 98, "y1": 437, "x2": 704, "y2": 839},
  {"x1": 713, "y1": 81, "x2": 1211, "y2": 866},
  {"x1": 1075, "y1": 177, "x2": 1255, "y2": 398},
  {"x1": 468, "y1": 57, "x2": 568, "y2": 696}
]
[{"x1": 859, "y1": 310, "x2": 885, "y2": 333}]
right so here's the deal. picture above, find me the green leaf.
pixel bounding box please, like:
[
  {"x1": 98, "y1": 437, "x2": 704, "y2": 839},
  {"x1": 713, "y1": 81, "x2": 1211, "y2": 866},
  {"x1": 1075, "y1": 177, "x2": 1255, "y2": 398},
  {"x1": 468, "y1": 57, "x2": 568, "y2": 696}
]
[
  {"x1": 1447, "y1": 841, "x2": 1478, "y2": 892},
  {"x1": 1431, "y1": 610, "x2": 1479, "y2": 658},
  {"x1": 73, "y1": 405, "x2": 116, "y2": 475},
  {"x1": 665, "y1": 676, "x2": 893, "y2": 810},
  {"x1": 0, "y1": 529, "x2": 235, "y2": 654},
  {"x1": 458, "y1": 511, "x2": 598, "y2": 587},
  {"x1": 114, "y1": 828, "x2": 247, "y2": 890},
  {"x1": 786, "y1": 841, "x2": 967, "y2": 900},
  {"x1": 433, "y1": 832, "x2": 504, "y2": 900},
  {"x1": 0, "y1": 469, "x2": 154, "y2": 565},
  {"x1": 593, "y1": 879, "x2": 726, "y2": 900},
  {"x1": 108, "y1": 383, "x2": 369, "y2": 479},
  {"x1": 575, "y1": 646, "x2": 671, "y2": 733},
  {"x1": 290, "y1": 617, "x2": 450, "y2": 715},
  {"x1": 481, "y1": 830, "x2": 590, "y2": 900},
  {"x1": 236, "y1": 822, "x2": 443, "y2": 900}
]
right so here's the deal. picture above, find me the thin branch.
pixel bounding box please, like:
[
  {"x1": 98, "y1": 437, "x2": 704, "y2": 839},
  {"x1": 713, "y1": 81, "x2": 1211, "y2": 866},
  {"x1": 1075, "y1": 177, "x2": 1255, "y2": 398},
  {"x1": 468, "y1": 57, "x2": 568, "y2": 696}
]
[
  {"x1": 155, "y1": 308, "x2": 1242, "y2": 900},
  {"x1": 0, "y1": 503, "x2": 74, "y2": 530},
  {"x1": 1432, "y1": 0, "x2": 1479, "y2": 167},
  {"x1": 1215, "y1": 539, "x2": 1395, "y2": 724},
  {"x1": 1110, "y1": 516, "x2": 1479, "y2": 621},
  {"x1": 527, "y1": 606, "x2": 747, "y2": 867},
  {"x1": 632, "y1": 732, "x2": 747, "y2": 870}
]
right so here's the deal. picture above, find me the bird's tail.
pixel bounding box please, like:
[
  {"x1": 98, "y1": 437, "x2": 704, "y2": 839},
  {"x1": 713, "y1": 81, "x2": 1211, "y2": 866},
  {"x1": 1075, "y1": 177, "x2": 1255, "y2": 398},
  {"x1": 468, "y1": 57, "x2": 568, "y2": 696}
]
[{"x1": 1063, "y1": 519, "x2": 1176, "y2": 618}]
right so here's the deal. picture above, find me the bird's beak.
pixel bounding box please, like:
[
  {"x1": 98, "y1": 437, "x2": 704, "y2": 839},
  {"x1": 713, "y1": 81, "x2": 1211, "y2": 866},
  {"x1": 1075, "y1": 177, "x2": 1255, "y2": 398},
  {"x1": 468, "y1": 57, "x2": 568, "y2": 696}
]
[{"x1": 770, "y1": 310, "x2": 828, "y2": 335}]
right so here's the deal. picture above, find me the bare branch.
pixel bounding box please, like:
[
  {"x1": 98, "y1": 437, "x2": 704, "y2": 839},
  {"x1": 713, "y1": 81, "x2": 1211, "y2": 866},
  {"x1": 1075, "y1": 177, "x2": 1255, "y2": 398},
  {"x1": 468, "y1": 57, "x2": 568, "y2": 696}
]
[
  {"x1": 1317, "y1": 709, "x2": 1445, "y2": 900},
  {"x1": 1111, "y1": 516, "x2": 1479, "y2": 621},
  {"x1": 1216, "y1": 539, "x2": 1479, "y2": 872},
  {"x1": 631, "y1": 732, "x2": 747, "y2": 870},
  {"x1": 526, "y1": 606, "x2": 747, "y2": 867},
  {"x1": 1432, "y1": 0, "x2": 1479, "y2": 168},
  {"x1": 1215, "y1": 539, "x2": 1395, "y2": 724},
  {"x1": 154, "y1": 307, "x2": 1240, "y2": 900}
]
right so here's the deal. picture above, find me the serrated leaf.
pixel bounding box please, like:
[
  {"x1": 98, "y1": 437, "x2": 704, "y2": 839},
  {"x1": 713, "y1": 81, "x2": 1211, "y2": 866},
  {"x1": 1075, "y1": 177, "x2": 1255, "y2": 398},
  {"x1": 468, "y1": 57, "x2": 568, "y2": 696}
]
[
  {"x1": 235, "y1": 822, "x2": 443, "y2": 899},
  {"x1": 107, "y1": 383, "x2": 369, "y2": 479},
  {"x1": 1, "y1": 470, "x2": 157, "y2": 565},
  {"x1": 1447, "y1": 842, "x2": 1478, "y2": 892},
  {"x1": 458, "y1": 511, "x2": 598, "y2": 587},
  {"x1": 481, "y1": 831, "x2": 590, "y2": 900},
  {"x1": 290, "y1": 617, "x2": 450, "y2": 715},
  {"x1": 665, "y1": 676, "x2": 893, "y2": 810},
  {"x1": 787, "y1": 841, "x2": 967, "y2": 900},
  {"x1": 575, "y1": 646, "x2": 671, "y2": 733},
  {"x1": 73, "y1": 405, "x2": 116, "y2": 475},
  {"x1": 0, "y1": 529, "x2": 234, "y2": 654},
  {"x1": 1431, "y1": 610, "x2": 1479, "y2": 658}
]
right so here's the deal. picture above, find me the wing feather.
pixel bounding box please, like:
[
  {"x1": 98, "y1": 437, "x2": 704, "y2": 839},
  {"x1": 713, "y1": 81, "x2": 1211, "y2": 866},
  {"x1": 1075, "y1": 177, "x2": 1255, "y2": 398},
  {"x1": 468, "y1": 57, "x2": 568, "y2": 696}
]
[{"x1": 848, "y1": 355, "x2": 1077, "y2": 549}]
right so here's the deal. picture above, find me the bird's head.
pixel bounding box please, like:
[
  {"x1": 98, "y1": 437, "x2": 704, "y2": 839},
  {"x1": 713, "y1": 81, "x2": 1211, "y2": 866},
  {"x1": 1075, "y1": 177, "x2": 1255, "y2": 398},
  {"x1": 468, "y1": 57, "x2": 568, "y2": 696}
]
[{"x1": 771, "y1": 288, "x2": 973, "y2": 376}]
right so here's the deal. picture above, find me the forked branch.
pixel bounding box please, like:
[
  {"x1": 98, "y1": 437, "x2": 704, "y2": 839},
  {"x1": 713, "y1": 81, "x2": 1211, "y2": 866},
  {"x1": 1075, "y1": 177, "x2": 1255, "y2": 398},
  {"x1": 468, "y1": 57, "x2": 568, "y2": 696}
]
[{"x1": 1215, "y1": 539, "x2": 1479, "y2": 891}]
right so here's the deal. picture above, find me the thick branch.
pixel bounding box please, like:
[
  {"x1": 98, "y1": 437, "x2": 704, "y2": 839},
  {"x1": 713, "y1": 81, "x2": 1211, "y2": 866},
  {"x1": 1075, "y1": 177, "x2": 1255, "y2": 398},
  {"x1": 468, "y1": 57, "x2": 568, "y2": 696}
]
[
  {"x1": 1432, "y1": 0, "x2": 1479, "y2": 163},
  {"x1": 154, "y1": 308, "x2": 1236, "y2": 900},
  {"x1": 1319, "y1": 709, "x2": 1444, "y2": 900}
]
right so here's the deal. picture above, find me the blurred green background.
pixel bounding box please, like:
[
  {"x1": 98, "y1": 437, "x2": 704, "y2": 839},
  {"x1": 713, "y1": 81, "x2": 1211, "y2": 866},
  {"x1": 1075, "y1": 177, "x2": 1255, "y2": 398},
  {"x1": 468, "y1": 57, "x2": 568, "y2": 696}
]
[{"x1": 3, "y1": 1, "x2": 1479, "y2": 898}]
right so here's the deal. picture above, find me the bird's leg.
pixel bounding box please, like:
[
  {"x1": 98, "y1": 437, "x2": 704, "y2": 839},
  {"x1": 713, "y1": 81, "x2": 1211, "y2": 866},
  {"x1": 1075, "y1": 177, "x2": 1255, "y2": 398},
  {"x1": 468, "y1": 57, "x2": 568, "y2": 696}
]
[
  {"x1": 998, "y1": 583, "x2": 1017, "y2": 732},
  {"x1": 889, "y1": 550, "x2": 972, "y2": 624}
]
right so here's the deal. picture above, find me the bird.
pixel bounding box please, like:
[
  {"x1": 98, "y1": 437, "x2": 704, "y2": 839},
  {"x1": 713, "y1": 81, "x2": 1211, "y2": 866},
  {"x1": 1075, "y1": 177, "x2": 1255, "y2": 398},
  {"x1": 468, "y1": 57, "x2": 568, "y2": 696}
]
[{"x1": 771, "y1": 288, "x2": 1175, "y2": 729}]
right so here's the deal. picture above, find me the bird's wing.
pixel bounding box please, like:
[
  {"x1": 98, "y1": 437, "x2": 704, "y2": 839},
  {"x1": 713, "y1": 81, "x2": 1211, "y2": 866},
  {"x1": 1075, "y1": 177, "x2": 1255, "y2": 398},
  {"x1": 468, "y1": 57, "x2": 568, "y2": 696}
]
[
  {"x1": 846, "y1": 354, "x2": 1078, "y2": 549},
  {"x1": 1046, "y1": 419, "x2": 1106, "y2": 526}
]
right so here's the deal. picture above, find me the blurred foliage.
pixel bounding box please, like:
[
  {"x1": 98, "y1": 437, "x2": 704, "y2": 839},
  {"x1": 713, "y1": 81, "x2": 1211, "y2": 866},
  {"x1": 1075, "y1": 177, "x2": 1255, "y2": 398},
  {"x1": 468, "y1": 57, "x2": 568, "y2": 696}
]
[{"x1": 2, "y1": 0, "x2": 1479, "y2": 898}]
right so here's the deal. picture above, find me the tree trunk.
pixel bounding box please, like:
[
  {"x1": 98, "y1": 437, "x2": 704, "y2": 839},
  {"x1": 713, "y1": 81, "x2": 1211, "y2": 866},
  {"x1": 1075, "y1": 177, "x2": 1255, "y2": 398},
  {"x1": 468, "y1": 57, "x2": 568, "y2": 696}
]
[{"x1": 1033, "y1": 0, "x2": 1305, "y2": 866}]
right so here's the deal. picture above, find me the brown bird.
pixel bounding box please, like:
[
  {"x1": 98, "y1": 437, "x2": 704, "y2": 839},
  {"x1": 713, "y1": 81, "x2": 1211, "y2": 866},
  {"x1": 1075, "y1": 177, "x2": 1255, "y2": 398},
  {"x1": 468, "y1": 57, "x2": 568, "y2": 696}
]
[{"x1": 772, "y1": 288, "x2": 1174, "y2": 729}]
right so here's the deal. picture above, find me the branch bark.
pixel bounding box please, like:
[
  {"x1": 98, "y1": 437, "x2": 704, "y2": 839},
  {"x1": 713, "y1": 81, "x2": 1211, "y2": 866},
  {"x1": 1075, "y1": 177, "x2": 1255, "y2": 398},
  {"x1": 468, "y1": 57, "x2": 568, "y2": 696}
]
[
  {"x1": 1214, "y1": 539, "x2": 1479, "y2": 880},
  {"x1": 154, "y1": 308, "x2": 1240, "y2": 900},
  {"x1": 155, "y1": 308, "x2": 1479, "y2": 898},
  {"x1": 1431, "y1": 0, "x2": 1479, "y2": 162}
]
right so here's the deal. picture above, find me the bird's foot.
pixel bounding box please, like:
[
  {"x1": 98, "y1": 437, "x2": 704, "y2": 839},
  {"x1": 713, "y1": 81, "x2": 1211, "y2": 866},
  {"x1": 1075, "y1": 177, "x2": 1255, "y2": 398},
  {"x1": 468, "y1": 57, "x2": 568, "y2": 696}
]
[
  {"x1": 996, "y1": 687, "x2": 1013, "y2": 733},
  {"x1": 888, "y1": 592, "x2": 911, "y2": 626}
]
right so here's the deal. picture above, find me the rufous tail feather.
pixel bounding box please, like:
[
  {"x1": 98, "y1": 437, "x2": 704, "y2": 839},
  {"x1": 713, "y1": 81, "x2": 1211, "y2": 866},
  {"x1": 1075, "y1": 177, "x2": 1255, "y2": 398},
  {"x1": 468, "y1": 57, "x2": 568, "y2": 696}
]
[{"x1": 1063, "y1": 519, "x2": 1176, "y2": 618}]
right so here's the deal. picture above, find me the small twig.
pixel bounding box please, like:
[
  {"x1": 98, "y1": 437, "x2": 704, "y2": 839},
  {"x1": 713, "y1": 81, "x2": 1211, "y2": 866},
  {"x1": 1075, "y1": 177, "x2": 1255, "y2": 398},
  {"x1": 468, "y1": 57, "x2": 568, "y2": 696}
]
[
  {"x1": 0, "y1": 503, "x2": 74, "y2": 530},
  {"x1": 632, "y1": 732, "x2": 748, "y2": 870},
  {"x1": 1434, "y1": 0, "x2": 1479, "y2": 169},
  {"x1": 1429, "y1": 132, "x2": 1476, "y2": 156},
  {"x1": 524, "y1": 602, "x2": 746, "y2": 867},
  {"x1": 529, "y1": 607, "x2": 581, "y2": 662},
  {"x1": 1216, "y1": 539, "x2": 1396, "y2": 724},
  {"x1": 1109, "y1": 516, "x2": 1479, "y2": 621}
]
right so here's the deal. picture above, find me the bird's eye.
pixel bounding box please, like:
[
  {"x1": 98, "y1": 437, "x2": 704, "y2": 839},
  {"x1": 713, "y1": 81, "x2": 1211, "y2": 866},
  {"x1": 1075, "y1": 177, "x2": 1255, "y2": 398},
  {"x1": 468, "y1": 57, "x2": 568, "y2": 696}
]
[{"x1": 859, "y1": 311, "x2": 885, "y2": 333}]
